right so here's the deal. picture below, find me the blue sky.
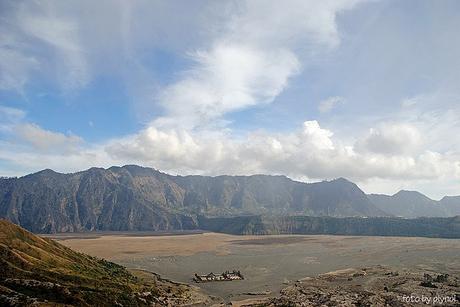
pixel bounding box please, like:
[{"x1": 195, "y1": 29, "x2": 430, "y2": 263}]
[{"x1": 1, "y1": 0, "x2": 460, "y2": 198}]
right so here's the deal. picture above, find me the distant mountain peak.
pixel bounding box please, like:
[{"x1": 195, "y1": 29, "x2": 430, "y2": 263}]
[
  {"x1": 87, "y1": 166, "x2": 105, "y2": 171},
  {"x1": 393, "y1": 190, "x2": 432, "y2": 200},
  {"x1": 326, "y1": 177, "x2": 359, "y2": 189},
  {"x1": 441, "y1": 195, "x2": 460, "y2": 201},
  {"x1": 330, "y1": 177, "x2": 353, "y2": 184},
  {"x1": 27, "y1": 168, "x2": 61, "y2": 178},
  {"x1": 120, "y1": 164, "x2": 161, "y2": 174},
  {"x1": 37, "y1": 168, "x2": 58, "y2": 174},
  {"x1": 369, "y1": 189, "x2": 449, "y2": 218},
  {"x1": 122, "y1": 164, "x2": 152, "y2": 170}
]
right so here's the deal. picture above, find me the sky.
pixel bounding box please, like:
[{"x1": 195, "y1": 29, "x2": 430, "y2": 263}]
[{"x1": 0, "y1": 0, "x2": 459, "y2": 199}]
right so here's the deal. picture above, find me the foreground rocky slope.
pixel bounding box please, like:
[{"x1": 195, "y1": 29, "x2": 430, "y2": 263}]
[
  {"x1": 252, "y1": 266, "x2": 460, "y2": 306},
  {"x1": 3, "y1": 218, "x2": 459, "y2": 307},
  {"x1": 0, "y1": 219, "x2": 213, "y2": 306}
]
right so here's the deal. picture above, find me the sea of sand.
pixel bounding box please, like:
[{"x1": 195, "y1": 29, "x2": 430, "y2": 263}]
[{"x1": 48, "y1": 232, "x2": 460, "y2": 302}]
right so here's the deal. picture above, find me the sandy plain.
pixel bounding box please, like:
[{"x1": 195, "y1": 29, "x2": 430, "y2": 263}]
[{"x1": 48, "y1": 232, "x2": 460, "y2": 302}]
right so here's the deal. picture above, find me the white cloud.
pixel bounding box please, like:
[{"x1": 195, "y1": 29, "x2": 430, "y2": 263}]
[
  {"x1": 401, "y1": 97, "x2": 418, "y2": 108},
  {"x1": 355, "y1": 123, "x2": 422, "y2": 155},
  {"x1": 18, "y1": 7, "x2": 89, "y2": 91},
  {"x1": 227, "y1": 0, "x2": 365, "y2": 49},
  {"x1": 155, "y1": 44, "x2": 300, "y2": 128},
  {"x1": 105, "y1": 120, "x2": 460, "y2": 184},
  {"x1": 0, "y1": 0, "x2": 364, "y2": 107},
  {"x1": 0, "y1": 106, "x2": 26, "y2": 132},
  {"x1": 2, "y1": 0, "x2": 460, "y2": 200},
  {"x1": 0, "y1": 106, "x2": 25, "y2": 122},
  {"x1": 0, "y1": 44, "x2": 39, "y2": 92},
  {"x1": 0, "y1": 1, "x2": 89, "y2": 93},
  {"x1": 0, "y1": 118, "x2": 458, "y2": 200},
  {"x1": 15, "y1": 123, "x2": 83, "y2": 153},
  {"x1": 0, "y1": 146, "x2": 118, "y2": 177},
  {"x1": 0, "y1": 1, "x2": 373, "y2": 179},
  {"x1": 153, "y1": 0, "x2": 364, "y2": 129},
  {"x1": 302, "y1": 120, "x2": 335, "y2": 150},
  {"x1": 318, "y1": 96, "x2": 344, "y2": 113}
]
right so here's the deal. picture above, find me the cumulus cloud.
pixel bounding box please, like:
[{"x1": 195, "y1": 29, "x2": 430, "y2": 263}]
[
  {"x1": 355, "y1": 123, "x2": 423, "y2": 155},
  {"x1": 301, "y1": 120, "x2": 335, "y2": 150},
  {"x1": 105, "y1": 120, "x2": 460, "y2": 182},
  {"x1": 0, "y1": 117, "x2": 458, "y2": 200}
]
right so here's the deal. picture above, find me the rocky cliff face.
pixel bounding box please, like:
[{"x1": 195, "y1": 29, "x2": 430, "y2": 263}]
[
  {"x1": 0, "y1": 166, "x2": 198, "y2": 233},
  {"x1": 199, "y1": 215, "x2": 460, "y2": 238},
  {"x1": 0, "y1": 165, "x2": 387, "y2": 233}
]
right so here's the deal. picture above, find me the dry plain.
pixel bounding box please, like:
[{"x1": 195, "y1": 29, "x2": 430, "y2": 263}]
[{"x1": 48, "y1": 232, "x2": 460, "y2": 302}]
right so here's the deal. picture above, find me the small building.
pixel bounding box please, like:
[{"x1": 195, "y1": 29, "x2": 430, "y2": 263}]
[{"x1": 193, "y1": 270, "x2": 244, "y2": 283}]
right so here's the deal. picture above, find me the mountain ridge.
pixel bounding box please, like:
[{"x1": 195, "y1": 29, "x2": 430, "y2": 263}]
[
  {"x1": 368, "y1": 189, "x2": 459, "y2": 218},
  {"x1": 1, "y1": 165, "x2": 459, "y2": 233}
]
